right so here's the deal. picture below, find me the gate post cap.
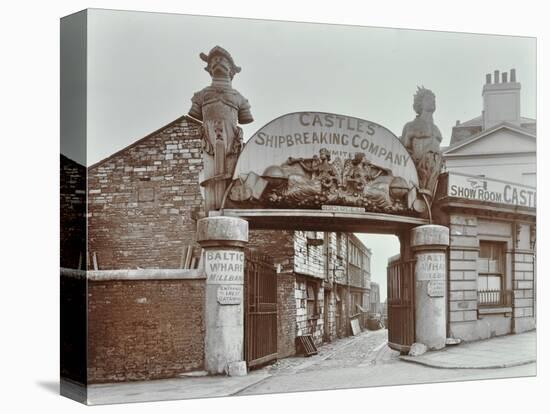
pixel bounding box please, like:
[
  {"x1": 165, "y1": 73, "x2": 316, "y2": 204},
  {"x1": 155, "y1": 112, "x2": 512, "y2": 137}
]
[
  {"x1": 411, "y1": 224, "x2": 449, "y2": 249},
  {"x1": 197, "y1": 216, "x2": 248, "y2": 248}
]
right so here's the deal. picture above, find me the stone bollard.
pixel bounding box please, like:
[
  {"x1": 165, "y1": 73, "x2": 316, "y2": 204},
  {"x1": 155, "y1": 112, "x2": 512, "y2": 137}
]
[
  {"x1": 197, "y1": 216, "x2": 248, "y2": 375},
  {"x1": 411, "y1": 224, "x2": 450, "y2": 350}
]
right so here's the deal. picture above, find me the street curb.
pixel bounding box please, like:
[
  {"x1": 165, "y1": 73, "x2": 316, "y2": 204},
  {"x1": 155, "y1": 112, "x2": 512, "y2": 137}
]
[
  {"x1": 399, "y1": 355, "x2": 537, "y2": 369},
  {"x1": 228, "y1": 373, "x2": 273, "y2": 396}
]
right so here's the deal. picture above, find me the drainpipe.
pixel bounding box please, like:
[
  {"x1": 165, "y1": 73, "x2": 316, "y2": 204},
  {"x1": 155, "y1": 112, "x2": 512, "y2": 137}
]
[
  {"x1": 324, "y1": 232, "x2": 330, "y2": 341},
  {"x1": 346, "y1": 235, "x2": 351, "y2": 335},
  {"x1": 511, "y1": 222, "x2": 518, "y2": 333}
]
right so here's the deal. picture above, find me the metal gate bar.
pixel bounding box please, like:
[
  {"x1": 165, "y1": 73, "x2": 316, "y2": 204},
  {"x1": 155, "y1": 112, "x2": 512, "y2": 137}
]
[
  {"x1": 387, "y1": 259, "x2": 416, "y2": 352},
  {"x1": 244, "y1": 252, "x2": 278, "y2": 368}
]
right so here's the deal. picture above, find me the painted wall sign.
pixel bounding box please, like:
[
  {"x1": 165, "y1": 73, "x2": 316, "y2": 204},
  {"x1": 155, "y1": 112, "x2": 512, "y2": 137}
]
[
  {"x1": 448, "y1": 173, "x2": 536, "y2": 209},
  {"x1": 427, "y1": 280, "x2": 445, "y2": 297},
  {"x1": 205, "y1": 250, "x2": 244, "y2": 285},
  {"x1": 228, "y1": 112, "x2": 420, "y2": 214},
  {"x1": 415, "y1": 253, "x2": 445, "y2": 282},
  {"x1": 216, "y1": 285, "x2": 242, "y2": 305}
]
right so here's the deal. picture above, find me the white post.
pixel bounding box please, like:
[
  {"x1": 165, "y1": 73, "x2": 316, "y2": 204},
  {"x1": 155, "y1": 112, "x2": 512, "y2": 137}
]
[
  {"x1": 411, "y1": 225, "x2": 450, "y2": 350},
  {"x1": 197, "y1": 216, "x2": 248, "y2": 375}
]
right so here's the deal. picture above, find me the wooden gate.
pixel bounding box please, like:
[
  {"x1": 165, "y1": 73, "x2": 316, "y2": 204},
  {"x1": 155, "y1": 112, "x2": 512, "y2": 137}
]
[
  {"x1": 244, "y1": 251, "x2": 278, "y2": 368},
  {"x1": 387, "y1": 258, "x2": 416, "y2": 353}
]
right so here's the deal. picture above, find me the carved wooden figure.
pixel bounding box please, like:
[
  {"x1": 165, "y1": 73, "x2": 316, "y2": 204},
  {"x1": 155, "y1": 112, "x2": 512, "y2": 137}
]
[
  {"x1": 401, "y1": 87, "x2": 444, "y2": 201},
  {"x1": 188, "y1": 46, "x2": 253, "y2": 212}
]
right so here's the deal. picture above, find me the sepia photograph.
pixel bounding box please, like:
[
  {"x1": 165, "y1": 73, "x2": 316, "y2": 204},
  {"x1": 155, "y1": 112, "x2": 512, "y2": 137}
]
[{"x1": 58, "y1": 6, "x2": 538, "y2": 407}]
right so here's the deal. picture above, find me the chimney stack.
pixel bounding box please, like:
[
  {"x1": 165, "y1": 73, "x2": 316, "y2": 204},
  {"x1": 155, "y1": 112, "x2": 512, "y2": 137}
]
[{"x1": 482, "y1": 68, "x2": 521, "y2": 130}]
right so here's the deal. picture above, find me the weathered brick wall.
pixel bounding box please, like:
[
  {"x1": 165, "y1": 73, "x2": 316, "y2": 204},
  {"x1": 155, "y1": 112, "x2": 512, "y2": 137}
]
[
  {"x1": 295, "y1": 277, "x2": 325, "y2": 345},
  {"x1": 277, "y1": 273, "x2": 296, "y2": 357},
  {"x1": 348, "y1": 234, "x2": 371, "y2": 289},
  {"x1": 60, "y1": 155, "x2": 86, "y2": 269},
  {"x1": 248, "y1": 230, "x2": 295, "y2": 273},
  {"x1": 324, "y1": 289, "x2": 337, "y2": 341},
  {"x1": 88, "y1": 278, "x2": 205, "y2": 382},
  {"x1": 334, "y1": 285, "x2": 349, "y2": 338},
  {"x1": 87, "y1": 116, "x2": 203, "y2": 269},
  {"x1": 294, "y1": 231, "x2": 326, "y2": 278},
  {"x1": 327, "y1": 232, "x2": 347, "y2": 285}
]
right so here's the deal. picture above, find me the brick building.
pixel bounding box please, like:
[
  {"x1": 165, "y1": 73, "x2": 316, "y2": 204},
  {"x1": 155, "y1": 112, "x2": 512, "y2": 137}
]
[
  {"x1": 369, "y1": 282, "x2": 381, "y2": 315},
  {"x1": 79, "y1": 115, "x2": 372, "y2": 382}
]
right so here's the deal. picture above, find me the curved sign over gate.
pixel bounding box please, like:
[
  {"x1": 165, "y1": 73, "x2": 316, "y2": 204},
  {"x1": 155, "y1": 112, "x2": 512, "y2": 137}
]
[{"x1": 228, "y1": 112, "x2": 419, "y2": 214}]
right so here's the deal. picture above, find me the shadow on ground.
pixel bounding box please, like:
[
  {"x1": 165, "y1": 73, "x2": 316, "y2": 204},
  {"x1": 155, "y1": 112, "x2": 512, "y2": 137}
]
[{"x1": 36, "y1": 380, "x2": 59, "y2": 395}]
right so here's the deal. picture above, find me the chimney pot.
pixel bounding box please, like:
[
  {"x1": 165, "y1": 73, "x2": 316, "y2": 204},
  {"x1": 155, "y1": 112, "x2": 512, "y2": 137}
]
[
  {"x1": 456, "y1": 120, "x2": 460, "y2": 126},
  {"x1": 486, "y1": 73, "x2": 492, "y2": 84},
  {"x1": 502, "y1": 72, "x2": 508, "y2": 83},
  {"x1": 511, "y1": 68, "x2": 517, "y2": 82},
  {"x1": 494, "y1": 70, "x2": 500, "y2": 83}
]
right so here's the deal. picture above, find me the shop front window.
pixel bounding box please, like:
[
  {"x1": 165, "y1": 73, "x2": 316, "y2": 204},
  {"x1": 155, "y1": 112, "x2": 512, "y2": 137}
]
[{"x1": 477, "y1": 241, "x2": 510, "y2": 306}]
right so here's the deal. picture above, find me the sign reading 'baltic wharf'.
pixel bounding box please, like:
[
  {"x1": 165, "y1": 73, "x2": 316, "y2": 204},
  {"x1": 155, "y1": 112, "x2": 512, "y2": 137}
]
[
  {"x1": 416, "y1": 253, "x2": 446, "y2": 298},
  {"x1": 205, "y1": 251, "x2": 245, "y2": 284}
]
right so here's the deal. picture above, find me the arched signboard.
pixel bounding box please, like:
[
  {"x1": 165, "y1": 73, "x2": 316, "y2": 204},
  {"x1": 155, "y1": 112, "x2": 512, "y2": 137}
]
[{"x1": 227, "y1": 112, "x2": 420, "y2": 215}]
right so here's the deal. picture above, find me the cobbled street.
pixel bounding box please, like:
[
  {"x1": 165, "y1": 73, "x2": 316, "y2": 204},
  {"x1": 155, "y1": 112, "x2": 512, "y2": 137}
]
[
  {"x1": 236, "y1": 329, "x2": 535, "y2": 396},
  {"x1": 263, "y1": 329, "x2": 393, "y2": 376}
]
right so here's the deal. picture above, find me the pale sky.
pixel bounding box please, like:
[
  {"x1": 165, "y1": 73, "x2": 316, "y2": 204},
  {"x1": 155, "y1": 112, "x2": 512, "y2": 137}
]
[
  {"x1": 68, "y1": 9, "x2": 536, "y2": 300},
  {"x1": 81, "y1": 9, "x2": 536, "y2": 167}
]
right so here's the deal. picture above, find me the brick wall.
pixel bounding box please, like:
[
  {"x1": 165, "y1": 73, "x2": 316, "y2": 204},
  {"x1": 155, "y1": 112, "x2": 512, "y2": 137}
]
[
  {"x1": 87, "y1": 116, "x2": 203, "y2": 270},
  {"x1": 248, "y1": 230, "x2": 295, "y2": 273},
  {"x1": 294, "y1": 231, "x2": 326, "y2": 278},
  {"x1": 60, "y1": 155, "x2": 86, "y2": 269},
  {"x1": 277, "y1": 273, "x2": 296, "y2": 357},
  {"x1": 334, "y1": 285, "x2": 348, "y2": 338},
  {"x1": 327, "y1": 232, "x2": 347, "y2": 285},
  {"x1": 88, "y1": 278, "x2": 205, "y2": 382},
  {"x1": 295, "y1": 277, "x2": 325, "y2": 345},
  {"x1": 324, "y1": 289, "x2": 337, "y2": 341},
  {"x1": 348, "y1": 234, "x2": 371, "y2": 289}
]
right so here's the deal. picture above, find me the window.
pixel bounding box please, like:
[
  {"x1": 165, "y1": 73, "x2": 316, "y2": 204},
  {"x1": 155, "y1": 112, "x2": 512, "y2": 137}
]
[
  {"x1": 306, "y1": 281, "x2": 319, "y2": 319},
  {"x1": 351, "y1": 292, "x2": 362, "y2": 315},
  {"x1": 477, "y1": 241, "x2": 506, "y2": 306}
]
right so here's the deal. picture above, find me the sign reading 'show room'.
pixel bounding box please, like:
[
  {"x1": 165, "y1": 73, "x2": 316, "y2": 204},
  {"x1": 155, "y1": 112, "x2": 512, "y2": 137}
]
[
  {"x1": 448, "y1": 173, "x2": 536, "y2": 209},
  {"x1": 234, "y1": 111, "x2": 419, "y2": 186}
]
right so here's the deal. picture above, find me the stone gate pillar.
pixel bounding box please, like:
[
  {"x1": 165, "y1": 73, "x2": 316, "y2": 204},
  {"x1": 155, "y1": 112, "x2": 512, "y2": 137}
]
[
  {"x1": 197, "y1": 216, "x2": 248, "y2": 375},
  {"x1": 411, "y1": 224, "x2": 450, "y2": 350}
]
